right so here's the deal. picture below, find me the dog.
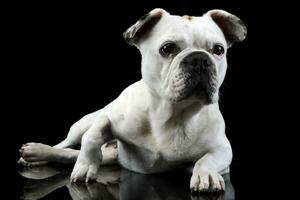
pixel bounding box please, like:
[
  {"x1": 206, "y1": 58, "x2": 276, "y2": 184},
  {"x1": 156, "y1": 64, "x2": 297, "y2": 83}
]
[{"x1": 18, "y1": 8, "x2": 247, "y2": 192}]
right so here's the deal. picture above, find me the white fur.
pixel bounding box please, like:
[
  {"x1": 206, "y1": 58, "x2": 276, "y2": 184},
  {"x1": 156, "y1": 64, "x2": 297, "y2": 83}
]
[
  {"x1": 71, "y1": 9, "x2": 233, "y2": 188},
  {"x1": 19, "y1": 8, "x2": 247, "y2": 192}
]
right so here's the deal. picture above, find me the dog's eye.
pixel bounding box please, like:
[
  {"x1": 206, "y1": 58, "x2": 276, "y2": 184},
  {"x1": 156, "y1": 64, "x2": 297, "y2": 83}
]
[
  {"x1": 159, "y1": 42, "x2": 179, "y2": 57},
  {"x1": 213, "y1": 44, "x2": 225, "y2": 56}
]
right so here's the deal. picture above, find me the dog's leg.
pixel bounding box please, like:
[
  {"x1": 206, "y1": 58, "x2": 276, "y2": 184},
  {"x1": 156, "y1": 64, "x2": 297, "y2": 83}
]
[
  {"x1": 18, "y1": 158, "x2": 48, "y2": 167},
  {"x1": 54, "y1": 110, "x2": 100, "y2": 149},
  {"x1": 18, "y1": 111, "x2": 100, "y2": 166},
  {"x1": 19, "y1": 143, "x2": 79, "y2": 164},
  {"x1": 190, "y1": 145, "x2": 232, "y2": 192},
  {"x1": 19, "y1": 141, "x2": 118, "y2": 165},
  {"x1": 71, "y1": 114, "x2": 112, "y2": 182}
]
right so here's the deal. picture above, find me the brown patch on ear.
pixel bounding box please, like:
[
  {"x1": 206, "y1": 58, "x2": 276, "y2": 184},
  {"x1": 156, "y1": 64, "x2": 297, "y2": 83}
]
[
  {"x1": 183, "y1": 15, "x2": 193, "y2": 21},
  {"x1": 123, "y1": 9, "x2": 165, "y2": 46},
  {"x1": 206, "y1": 10, "x2": 247, "y2": 46}
]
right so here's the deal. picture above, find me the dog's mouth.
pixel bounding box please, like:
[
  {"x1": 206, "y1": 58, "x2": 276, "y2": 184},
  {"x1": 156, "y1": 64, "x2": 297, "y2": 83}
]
[
  {"x1": 166, "y1": 51, "x2": 219, "y2": 104},
  {"x1": 194, "y1": 83, "x2": 217, "y2": 104},
  {"x1": 187, "y1": 82, "x2": 217, "y2": 104},
  {"x1": 170, "y1": 76, "x2": 218, "y2": 104}
]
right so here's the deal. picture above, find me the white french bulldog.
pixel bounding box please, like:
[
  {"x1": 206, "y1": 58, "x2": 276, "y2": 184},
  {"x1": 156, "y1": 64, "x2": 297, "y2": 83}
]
[{"x1": 18, "y1": 8, "x2": 247, "y2": 192}]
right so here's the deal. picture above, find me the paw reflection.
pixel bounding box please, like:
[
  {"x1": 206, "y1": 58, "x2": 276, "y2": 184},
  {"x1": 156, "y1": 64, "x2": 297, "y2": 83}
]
[
  {"x1": 68, "y1": 182, "x2": 117, "y2": 200},
  {"x1": 19, "y1": 165, "x2": 234, "y2": 200},
  {"x1": 20, "y1": 166, "x2": 70, "y2": 199}
]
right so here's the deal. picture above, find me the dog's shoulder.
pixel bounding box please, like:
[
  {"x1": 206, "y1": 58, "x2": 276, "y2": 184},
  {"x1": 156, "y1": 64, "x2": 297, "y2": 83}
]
[
  {"x1": 105, "y1": 80, "x2": 150, "y2": 124},
  {"x1": 116, "y1": 80, "x2": 150, "y2": 111}
]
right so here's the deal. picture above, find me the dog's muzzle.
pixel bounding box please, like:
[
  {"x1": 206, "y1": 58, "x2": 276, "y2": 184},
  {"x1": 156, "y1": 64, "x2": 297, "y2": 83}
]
[{"x1": 179, "y1": 51, "x2": 218, "y2": 103}]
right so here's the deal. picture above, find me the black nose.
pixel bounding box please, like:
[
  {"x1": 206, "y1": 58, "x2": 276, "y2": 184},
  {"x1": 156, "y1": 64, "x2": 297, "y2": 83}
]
[{"x1": 183, "y1": 52, "x2": 212, "y2": 73}]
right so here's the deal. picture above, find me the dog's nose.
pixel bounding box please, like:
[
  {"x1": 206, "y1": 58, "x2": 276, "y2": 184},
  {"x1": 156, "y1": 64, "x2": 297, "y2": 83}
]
[{"x1": 183, "y1": 52, "x2": 212, "y2": 73}]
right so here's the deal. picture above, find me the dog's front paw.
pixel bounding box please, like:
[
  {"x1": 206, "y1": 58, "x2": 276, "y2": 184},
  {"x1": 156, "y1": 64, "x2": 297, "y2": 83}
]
[
  {"x1": 70, "y1": 158, "x2": 100, "y2": 182},
  {"x1": 190, "y1": 170, "x2": 225, "y2": 192}
]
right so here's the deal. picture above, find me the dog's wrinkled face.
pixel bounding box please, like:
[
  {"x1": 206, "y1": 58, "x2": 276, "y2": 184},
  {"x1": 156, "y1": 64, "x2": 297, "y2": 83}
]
[
  {"x1": 124, "y1": 9, "x2": 247, "y2": 104},
  {"x1": 139, "y1": 15, "x2": 227, "y2": 104}
]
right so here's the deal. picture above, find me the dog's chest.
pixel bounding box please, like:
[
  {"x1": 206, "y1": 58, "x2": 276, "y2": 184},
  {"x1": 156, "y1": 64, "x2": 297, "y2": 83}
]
[
  {"x1": 150, "y1": 118, "x2": 208, "y2": 161},
  {"x1": 111, "y1": 114, "x2": 209, "y2": 172}
]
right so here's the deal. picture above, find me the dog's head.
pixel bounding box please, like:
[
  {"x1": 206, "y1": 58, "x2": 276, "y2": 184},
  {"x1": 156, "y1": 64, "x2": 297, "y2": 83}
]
[{"x1": 124, "y1": 8, "x2": 247, "y2": 104}]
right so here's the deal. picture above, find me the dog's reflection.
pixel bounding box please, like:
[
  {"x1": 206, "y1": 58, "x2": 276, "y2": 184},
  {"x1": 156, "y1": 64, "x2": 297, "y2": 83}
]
[{"x1": 18, "y1": 165, "x2": 234, "y2": 200}]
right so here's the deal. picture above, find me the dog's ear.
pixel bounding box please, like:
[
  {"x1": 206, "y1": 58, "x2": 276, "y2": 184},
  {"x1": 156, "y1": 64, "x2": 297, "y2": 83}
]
[
  {"x1": 123, "y1": 8, "x2": 167, "y2": 46},
  {"x1": 205, "y1": 10, "x2": 247, "y2": 47}
]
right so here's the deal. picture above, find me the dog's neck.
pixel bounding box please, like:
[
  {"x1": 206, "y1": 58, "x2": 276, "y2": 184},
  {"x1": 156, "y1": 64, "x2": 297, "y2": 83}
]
[
  {"x1": 143, "y1": 81, "x2": 205, "y2": 125},
  {"x1": 154, "y1": 100, "x2": 204, "y2": 125}
]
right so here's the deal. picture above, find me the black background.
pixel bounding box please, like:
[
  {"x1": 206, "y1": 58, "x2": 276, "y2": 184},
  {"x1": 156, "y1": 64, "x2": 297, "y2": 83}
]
[{"x1": 7, "y1": 0, "x2": 299, "y2": 199}]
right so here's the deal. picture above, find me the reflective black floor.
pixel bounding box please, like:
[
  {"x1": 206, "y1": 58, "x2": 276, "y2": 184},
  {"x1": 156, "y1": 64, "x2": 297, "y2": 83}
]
[{"x1": 17, "y1": 164, "x2": 234, "y2": 200}]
